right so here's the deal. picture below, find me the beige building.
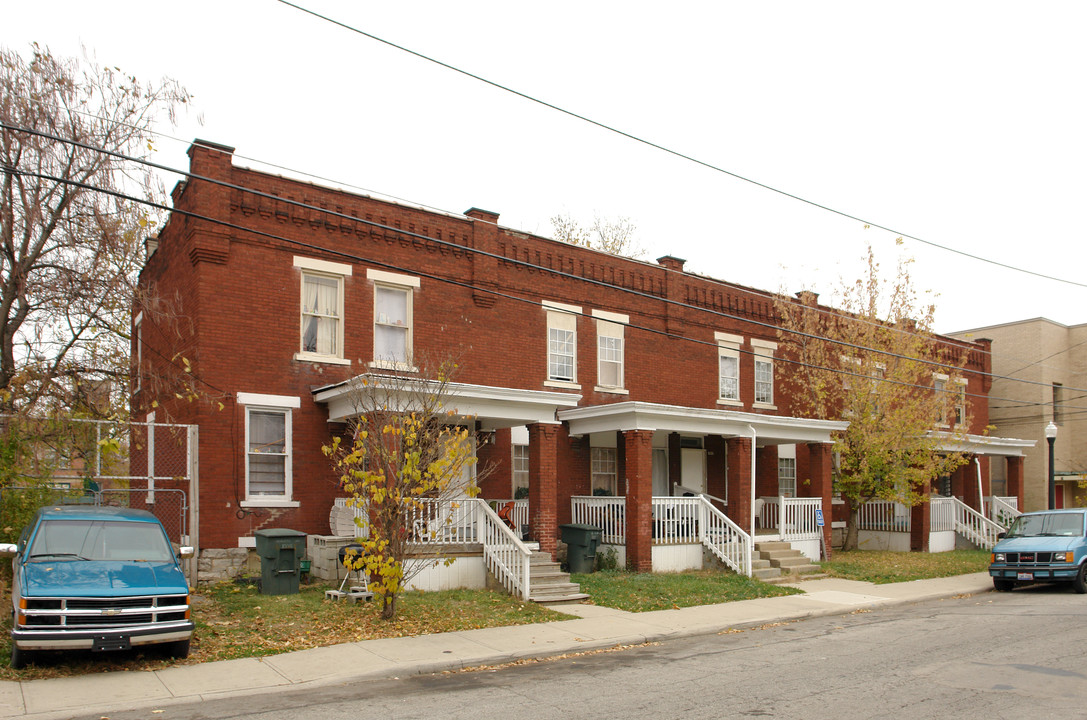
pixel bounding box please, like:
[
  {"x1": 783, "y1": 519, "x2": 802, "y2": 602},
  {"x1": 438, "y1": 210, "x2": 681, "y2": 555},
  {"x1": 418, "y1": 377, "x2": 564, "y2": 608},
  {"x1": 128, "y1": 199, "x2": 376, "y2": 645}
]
[{"x1": 951, "y1": 318, "x2": 1087, "y2": 511}]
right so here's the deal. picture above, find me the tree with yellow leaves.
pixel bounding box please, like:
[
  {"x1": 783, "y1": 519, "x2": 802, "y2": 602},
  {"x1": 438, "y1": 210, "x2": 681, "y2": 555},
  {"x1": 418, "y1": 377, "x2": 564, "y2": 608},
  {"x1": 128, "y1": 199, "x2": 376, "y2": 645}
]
[
  {"x1": 323, "y1": 359, "x2": 485, "y2": 620},
  {"x1": 775, "y1": 245, "x2": 971, "y2": 551}
]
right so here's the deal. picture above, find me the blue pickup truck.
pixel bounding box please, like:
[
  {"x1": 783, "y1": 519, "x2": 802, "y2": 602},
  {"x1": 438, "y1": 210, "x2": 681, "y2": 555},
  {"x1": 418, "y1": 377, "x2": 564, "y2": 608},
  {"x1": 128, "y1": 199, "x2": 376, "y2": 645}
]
[
  {"x1": 989, "y1": 508, "x2": 1087, "y2": 593},
  {"x1": 1, "y1": 505, "x2": 194, "y2": 668}
]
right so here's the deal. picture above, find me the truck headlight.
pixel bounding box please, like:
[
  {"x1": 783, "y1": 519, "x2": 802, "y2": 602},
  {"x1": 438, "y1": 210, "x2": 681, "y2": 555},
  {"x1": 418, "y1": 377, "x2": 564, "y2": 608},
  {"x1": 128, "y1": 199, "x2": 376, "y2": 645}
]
[{"x1": 992, "y1": 553, "x2": 1006, "y2": 563}]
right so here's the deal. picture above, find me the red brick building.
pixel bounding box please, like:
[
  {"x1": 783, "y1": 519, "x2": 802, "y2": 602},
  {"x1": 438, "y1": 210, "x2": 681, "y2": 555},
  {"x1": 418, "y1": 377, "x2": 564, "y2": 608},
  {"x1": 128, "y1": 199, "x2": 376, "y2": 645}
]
[{"x1": 134, "y1": 140, "x2": 1029, "y2": 570}]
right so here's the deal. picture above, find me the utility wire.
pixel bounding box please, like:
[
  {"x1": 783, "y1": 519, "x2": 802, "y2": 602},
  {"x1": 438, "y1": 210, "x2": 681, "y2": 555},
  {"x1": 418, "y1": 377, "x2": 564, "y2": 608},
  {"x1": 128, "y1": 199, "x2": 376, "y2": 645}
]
[
  {"x1": 276, "y1": 0, "x2": 1087, "y2": 292},
  {"x1": 13, "y1": 159, "x2": 1087, "y2": 423},
  {"x1": 7, "y1": 121, "x2": 1087, "y2": 409}
]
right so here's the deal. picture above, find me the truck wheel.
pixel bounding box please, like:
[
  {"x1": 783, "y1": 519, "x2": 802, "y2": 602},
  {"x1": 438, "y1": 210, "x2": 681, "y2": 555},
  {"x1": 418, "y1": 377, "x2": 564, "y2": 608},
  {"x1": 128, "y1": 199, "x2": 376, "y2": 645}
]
[
  {"x1": 1073, "y1": 564, "x2": 1087, "y2": 594},
  {"x1": 164, "y1": 639, "x2": 190, "y2": 659},
  {"x1": 993, "y1": 578, "x2": 1015, "y2": 592},
  {"x1": 10, "y1": 645, "x2": 28, "y2": 669}
]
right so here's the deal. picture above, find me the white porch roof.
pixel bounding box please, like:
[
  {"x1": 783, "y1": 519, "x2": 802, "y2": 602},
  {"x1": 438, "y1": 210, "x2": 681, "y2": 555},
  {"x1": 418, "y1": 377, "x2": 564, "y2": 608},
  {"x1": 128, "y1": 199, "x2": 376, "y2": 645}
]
[
  {"x1": 312, "y1": 376, "x2": 581, "y2": 429},
  {"x1": 930, "y1": 431, "x2": 1036, "y2": 457},
  {"x1": 557, "y1": 401, "x2": 848, "y2": 445}
]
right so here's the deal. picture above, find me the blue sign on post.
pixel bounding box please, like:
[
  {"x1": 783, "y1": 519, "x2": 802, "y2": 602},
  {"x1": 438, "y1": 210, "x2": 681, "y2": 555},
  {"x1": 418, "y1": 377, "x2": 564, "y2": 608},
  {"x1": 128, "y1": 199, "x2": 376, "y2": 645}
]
[{"x1": 816, "y1": 508, "x2": 825, "y2": 527}]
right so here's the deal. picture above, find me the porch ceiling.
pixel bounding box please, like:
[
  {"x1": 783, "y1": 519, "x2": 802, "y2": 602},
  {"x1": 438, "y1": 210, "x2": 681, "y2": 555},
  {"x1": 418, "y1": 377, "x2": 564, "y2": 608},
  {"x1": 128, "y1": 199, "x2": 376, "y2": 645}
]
[
  {"x1": 312, "y1": 375, "x2": 581, "y2": 428},
  {"x1": 557, "y1": 401, "x2": 848, "y2": 445},
  {"x1": 930, "y1": 431, "x2": 1036, "y2": 457}
]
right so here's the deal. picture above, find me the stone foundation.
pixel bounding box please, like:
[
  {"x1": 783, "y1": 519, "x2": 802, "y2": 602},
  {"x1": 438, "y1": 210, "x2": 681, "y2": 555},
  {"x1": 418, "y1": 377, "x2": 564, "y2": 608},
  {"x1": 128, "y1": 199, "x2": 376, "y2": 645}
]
[{"x1": 197, "y1": 547, "x2": 253, "y2": 582}]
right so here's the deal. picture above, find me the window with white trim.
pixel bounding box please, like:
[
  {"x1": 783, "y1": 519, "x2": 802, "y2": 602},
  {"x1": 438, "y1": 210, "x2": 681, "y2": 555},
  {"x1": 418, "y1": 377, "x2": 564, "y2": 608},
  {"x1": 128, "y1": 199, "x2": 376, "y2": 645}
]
[
  {"x1": 295, "y1": 257, "x2": 351, "y2": 363},
  {"x1": 752, "y1": 339, "x2": 777, "y2": 406},
  {"x1": 778, "y1": 458, "x2": 797, "y2": 498},
  {"x1": 953, "y1": 378, "x2": 967, "y2": 426},
  {"x1": 240, "y1": 393, "x2": 300, "y2": 506},
  {"x1": 594, "y1": 310, "x2": 629, "y2": 391},
  {"x1": 512, "y1": 444, "x2": 529, "y2": 495},
  {"x1": 591, "y1": 447, "x2": 618, "y2": 495},
  {"x1": 544, "y1": 301, "x2": 581, "y2": 386},
  {"x1": 934, "y1": 374, "x2": 949, "y2": 427},
  {"x1": 716, "y1": 332, "x2": 742, "y2": 403},
  {"x1": 368, "y1": 269, "x2": 420, "y2": 369}
]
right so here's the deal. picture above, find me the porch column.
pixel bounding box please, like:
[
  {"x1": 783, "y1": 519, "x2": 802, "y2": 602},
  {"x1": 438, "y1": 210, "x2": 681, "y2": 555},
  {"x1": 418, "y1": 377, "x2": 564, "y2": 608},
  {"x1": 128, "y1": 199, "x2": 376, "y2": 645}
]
[
  {"x1": 910, "y1": 499, "x2": 931, "y2": 552},
  {"x1": 961, "y1": 456, "x2": 983, "y2": 511},
  {"x1": 622, "y1": 429, "x2": 654, "y2": 572},
  {"x1": 725, "y1": 437, "x2": 753, "y2": 531},
  {"x1": 528, "y1": 423, "x2": 559, "y2": 559},
  {"x1": 1006, "y1": 456, "x2": 1025, "y2": 508},
  {"x1": 950, "y1": 464, "x2": 966, "y2": 499},
  {"x1": 805, "y1": 442, "x2": 834, "y2": 556}
]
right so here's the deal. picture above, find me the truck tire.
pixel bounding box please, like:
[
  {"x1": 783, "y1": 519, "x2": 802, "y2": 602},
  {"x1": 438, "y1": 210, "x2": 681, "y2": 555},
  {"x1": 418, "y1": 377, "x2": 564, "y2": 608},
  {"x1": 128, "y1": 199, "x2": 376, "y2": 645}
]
[
  {"x1": 164, "y1": 638, "x2": 190, "y2": 659},
  {"x1": 10, "y1": 645, "x2": 28, "y2": 669},
  {"x1": 993, "y1": 578, "x2": 1015, "y2": 592},
  {"x1": 1073, "y1": 564, "x2": 1087, "y2": 594}
]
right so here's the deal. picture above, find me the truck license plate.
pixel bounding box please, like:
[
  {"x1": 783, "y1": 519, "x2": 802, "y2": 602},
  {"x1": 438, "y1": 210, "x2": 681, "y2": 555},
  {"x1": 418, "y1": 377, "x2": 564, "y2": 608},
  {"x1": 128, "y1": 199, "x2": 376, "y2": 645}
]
[
  {"x1": 93, "y1": 635, "x2": 131, "y2": 652},
  {"x1": 1016, "y1": 572, "x2": 1033, "y2": 581}
]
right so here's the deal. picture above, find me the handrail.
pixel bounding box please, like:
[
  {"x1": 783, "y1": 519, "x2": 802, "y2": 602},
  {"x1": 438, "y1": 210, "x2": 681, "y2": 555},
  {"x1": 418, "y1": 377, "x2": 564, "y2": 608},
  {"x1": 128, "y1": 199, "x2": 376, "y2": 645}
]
[
  {"x1": 950, "y1": 496, "x2": 1004, "y2": 550},
  {"x1": 930, "y1": 496, "x2": 955, "y2": 532},
  {"x1": 477, "y1": 499, "x2": 533, "y2": 601},
  {"x1": 987, "y1": 495, "x2": 1021, "y2": 528},
  {"x1": 697, "y1": 496, "x2": 752, "y2": 576},
  {"x1": 571, "y1": 496, "x2": 626, "y2": 544},
  {"x1": 780, "y1": 497, "x2": 822, "y2": 542}
]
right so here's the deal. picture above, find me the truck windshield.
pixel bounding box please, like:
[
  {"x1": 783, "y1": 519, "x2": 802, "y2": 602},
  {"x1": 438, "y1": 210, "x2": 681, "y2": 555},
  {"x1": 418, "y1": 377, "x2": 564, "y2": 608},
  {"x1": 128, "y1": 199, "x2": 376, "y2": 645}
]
[
  {"x1": 28, "y1": 519, "x2": 175, "y2": 562},
  {"x1": 1005, "y1": 513, "x2": 1086, "y2": 538}
]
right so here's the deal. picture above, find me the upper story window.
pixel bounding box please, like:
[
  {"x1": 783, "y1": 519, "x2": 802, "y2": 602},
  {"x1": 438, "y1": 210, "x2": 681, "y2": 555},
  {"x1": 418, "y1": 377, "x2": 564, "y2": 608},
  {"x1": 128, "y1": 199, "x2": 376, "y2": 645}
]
[
  {"x1": 295, "y1": 256, "x2": 351, "y2": 365},
  {"x1": 543, "y1": 301, "x2": 581, "y2": 388},
  {"x1": 752, "y1": 338, "x2": 777, "y2": 407},
  {"x1": 953, "y1": 378, "x2": 967, "y2": 426},
  {"x1": 594, "y1": 310, "x2": 629, "y2": 393},
  {"x1": 368, "y1": 268, "x2": 420, "y2": 370},
  {"x1": 715, "y1": 332, "x2": 742, "y2": 405},
  {"x1": 933, "y1": 374, "x2": 966, "y2": 428},
  {"x1": 239, "y1": 392, "x2": 301, "y2": 507}
]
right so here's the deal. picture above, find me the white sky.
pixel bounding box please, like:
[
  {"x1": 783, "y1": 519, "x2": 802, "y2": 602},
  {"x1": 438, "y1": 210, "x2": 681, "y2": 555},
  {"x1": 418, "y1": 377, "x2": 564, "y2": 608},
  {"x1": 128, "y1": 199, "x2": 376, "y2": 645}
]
[{"x1": 5, "y1": 1, "x2": 1086, "y2": 336}]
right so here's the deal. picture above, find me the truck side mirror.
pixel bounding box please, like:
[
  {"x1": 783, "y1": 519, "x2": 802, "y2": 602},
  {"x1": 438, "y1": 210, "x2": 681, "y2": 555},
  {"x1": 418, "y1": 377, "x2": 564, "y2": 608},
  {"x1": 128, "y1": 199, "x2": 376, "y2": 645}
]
[
  {"x1": 0, "y1": 543, "x2": 16, "y2": 556},
  {"x1": 178, "y1": 546, "x2": 195, "y2": 559}
]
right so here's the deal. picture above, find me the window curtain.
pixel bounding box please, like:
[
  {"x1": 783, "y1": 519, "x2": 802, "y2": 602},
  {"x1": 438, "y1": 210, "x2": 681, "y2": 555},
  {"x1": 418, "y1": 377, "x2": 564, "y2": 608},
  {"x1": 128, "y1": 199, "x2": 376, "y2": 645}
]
[
  {"x1": 375, "y1": 286, "x2": 409, "y2": 363},
  {"x1": 248, "y1": 410, "x2": 286, "y2": 496},
  {"x1": 302, "y1": 275, "x2": 338, "y2": 355}
]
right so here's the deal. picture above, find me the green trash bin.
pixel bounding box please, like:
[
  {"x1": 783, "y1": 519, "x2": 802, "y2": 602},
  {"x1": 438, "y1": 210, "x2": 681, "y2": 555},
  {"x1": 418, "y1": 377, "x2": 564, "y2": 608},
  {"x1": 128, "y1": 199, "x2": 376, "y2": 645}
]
[
  {"x1": 560, "y1": 523, "x2": 603, "y2": 574},
  {"x1": 254, "y1": 529, "x2": 307, "y2": 595}
]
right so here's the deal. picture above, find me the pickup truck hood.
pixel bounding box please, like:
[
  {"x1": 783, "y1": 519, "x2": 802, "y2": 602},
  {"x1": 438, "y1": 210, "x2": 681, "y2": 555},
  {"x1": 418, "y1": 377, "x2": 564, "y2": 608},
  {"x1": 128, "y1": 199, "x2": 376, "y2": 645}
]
[
  {"x1": 993, "y1": 536, "x2": 1079, "y2": 553},
  {"x1": 21, "y1": 560, "x2": 188, "y2": 598}
]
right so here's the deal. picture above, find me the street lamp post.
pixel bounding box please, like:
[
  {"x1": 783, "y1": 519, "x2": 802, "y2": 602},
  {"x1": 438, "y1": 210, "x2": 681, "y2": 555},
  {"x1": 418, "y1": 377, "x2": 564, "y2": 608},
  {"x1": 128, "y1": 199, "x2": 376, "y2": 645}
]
[{"x1": 1045, "y1": 421, "x2": 1058, "y2": 510}]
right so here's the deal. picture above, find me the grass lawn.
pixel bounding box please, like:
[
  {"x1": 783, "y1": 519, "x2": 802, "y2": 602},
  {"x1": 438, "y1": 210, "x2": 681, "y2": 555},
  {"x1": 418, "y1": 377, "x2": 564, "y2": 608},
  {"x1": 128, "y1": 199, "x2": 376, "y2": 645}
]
[
  {"x1": 820, "y1": 549, "x2": 991, "y2": 583},
  {"x1": 573, "y1": 569, "x2": 802, "y2": 612},
  {"x1": 0, "y1": 581, "x2": 567, "y2": 681}
]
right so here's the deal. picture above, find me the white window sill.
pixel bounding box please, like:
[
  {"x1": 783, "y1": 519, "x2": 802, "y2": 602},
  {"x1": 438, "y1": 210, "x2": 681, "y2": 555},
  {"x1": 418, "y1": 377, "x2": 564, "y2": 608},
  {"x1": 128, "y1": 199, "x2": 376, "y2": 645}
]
[
  {"x1": 753, "y1": 402, "x2": 778, "y2": 411},
  {"x1": 369, "y1": 360, "x2": 417, "y2": 372},
  {"x1": 594, "y1": 386, "x2": 629, "y2": 395},
  {"x1": 240, "y1": 500, "x2": 300, "y2": 508},
  {"x1": 716, "y1": 398, "x2": 743, "y2": 408},
  {"x1": 294, "y1": 352, "x2": 351, "y2": 366},
  {"x1": 544, "y1": 380, "x2": 581, "y2": 390}
]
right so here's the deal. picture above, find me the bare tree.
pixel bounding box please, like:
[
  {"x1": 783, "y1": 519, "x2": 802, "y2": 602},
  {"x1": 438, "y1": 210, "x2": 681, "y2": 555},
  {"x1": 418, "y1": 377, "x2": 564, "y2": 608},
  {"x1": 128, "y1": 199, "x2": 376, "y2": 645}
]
[
  {"x1": 550, "y1": 212, "x2": 644, "y2": 258},
  {"x1": 0, "y1": 44, "x2": 190, "y2": 419}
]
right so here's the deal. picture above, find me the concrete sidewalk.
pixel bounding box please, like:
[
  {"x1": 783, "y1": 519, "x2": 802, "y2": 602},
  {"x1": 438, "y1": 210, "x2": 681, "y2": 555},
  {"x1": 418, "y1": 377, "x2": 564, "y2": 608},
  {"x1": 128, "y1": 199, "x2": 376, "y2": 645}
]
[{"x1": 0, "y1": 573, "x2": 994, "y2": 720}]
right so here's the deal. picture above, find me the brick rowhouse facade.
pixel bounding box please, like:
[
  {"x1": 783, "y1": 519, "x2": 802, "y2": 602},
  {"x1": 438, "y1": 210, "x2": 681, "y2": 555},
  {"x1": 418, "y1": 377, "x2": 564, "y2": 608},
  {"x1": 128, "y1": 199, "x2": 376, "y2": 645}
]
[{"x1": 133, "y1": 140, "x2": 1028, "y2": 568}]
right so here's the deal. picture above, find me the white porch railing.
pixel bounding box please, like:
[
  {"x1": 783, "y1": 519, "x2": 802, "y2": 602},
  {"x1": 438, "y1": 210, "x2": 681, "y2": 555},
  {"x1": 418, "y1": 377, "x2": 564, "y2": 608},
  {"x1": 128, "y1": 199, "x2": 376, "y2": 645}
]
[
  {"x1": 780, "y1": 497, "x2": 822, "y2": 542},
  {"x1": 930, "y1": 496, "x2": 955, "y2": 532},
  {"x1": 950, "y1": 496, "x2": 1003, "y2": 549},
  {"x1": 652, "y1": 496, "x2": 701, "y2": 544},
  {"x1": 570, "y1": 495, "x2": 751, "y2": 576},
  {"x1": 487, "y1": 498, "x2": 530, "y2": 533},
  {"x1": 477, "y1": 499, "x2": 532, "y2": 600},
  {"x1": 406, "y1": 497, "x2": 480, "y2": 543},
  {"x1": 857, "y1": 499, "x2": 912, "y2": 532},
  {"x1": 757, "y1": 496, "x2": 824, "y2": 542},
  {"x1": 696, "y1": 496, "x2": 752, "y2": 576},
  {"x1": 571, "y1": 496, "x2": 626, "y2": 544},
  {"x1": 986, "y1": 495, "x2": 1020, "y2": 528}
]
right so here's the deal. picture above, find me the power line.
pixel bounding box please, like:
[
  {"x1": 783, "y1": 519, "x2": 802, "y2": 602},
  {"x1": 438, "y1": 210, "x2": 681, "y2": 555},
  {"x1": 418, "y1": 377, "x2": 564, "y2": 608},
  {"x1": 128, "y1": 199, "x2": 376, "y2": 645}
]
[
  {"x1": 9, "y1": 122, "x2": 1087, "y2": 407},
  {"x1": 276, "y1": 0, "x2": 1087, "y2": 293}
]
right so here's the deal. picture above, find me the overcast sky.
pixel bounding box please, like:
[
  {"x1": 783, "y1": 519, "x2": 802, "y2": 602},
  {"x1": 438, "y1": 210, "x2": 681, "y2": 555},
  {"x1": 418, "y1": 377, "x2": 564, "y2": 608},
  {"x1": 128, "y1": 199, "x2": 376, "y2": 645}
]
[{"x1": 5, "y1": 1, "x2": 1085, "y2": 338}]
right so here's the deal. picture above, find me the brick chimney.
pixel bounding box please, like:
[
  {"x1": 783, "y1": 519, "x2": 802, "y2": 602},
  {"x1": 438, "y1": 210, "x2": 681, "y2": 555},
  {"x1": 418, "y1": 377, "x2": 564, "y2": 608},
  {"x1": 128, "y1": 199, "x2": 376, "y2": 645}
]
[{"x1": 657, "y1": 255, "x2": 686, "y2": 272}]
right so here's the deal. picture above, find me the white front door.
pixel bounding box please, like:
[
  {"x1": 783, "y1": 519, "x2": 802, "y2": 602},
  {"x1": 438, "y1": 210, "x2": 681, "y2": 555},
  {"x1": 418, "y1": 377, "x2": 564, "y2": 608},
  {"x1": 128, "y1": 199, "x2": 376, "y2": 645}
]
[{"x1": 680, "y1": 448, "x2": 706, "y2": 494}]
